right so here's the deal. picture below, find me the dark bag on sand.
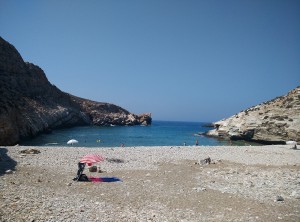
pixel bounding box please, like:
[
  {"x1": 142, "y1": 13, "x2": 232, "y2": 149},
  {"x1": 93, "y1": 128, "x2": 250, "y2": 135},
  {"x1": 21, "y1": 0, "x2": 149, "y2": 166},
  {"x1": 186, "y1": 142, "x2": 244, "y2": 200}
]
[{"x1": 78, "y1": 174, "x2": 90, "y2": 182}]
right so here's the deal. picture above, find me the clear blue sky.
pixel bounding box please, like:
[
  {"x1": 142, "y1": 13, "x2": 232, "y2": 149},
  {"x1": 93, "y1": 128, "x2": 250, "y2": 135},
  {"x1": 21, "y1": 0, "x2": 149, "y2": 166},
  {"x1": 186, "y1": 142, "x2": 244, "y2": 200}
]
[{"x1": 1, "y1": 0, "x2": 299, "y2": 122}]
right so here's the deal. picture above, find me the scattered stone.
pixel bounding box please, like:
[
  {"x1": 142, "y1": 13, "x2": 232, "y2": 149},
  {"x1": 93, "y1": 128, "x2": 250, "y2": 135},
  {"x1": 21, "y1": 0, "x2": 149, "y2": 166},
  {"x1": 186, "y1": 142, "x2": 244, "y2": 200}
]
[
  {"x1": 98, "y1": 168, "x2": 105, "y2": 173},
  {"x1": 197, "y1": 187, "x2": 206, "y2": 192},
  {"x1": 19, "y1": 149, "x2": 40, "y2": 154},
  {"x1": 106, "y1": 158, "x2": 125, "y2": 163},
  {"x1": 275, "y1": 196, "x2": 284, "y2": 202},
  {"x1": 193, "y1": 187, "x2": 207, "y2": 192},
  {"x1": 1, "y1": 143, "x2": 299, "y2": 221},
  {"x1": 199, "y1": 157, "x2": 211, "y2": 165}
]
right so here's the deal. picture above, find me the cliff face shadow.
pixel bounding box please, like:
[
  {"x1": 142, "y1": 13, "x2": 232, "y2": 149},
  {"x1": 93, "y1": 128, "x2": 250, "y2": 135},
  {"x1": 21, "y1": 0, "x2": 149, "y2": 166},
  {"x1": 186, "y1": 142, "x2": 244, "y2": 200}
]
[{"x1": 0, "y1": 148, "x2": 17, "y2": 176}]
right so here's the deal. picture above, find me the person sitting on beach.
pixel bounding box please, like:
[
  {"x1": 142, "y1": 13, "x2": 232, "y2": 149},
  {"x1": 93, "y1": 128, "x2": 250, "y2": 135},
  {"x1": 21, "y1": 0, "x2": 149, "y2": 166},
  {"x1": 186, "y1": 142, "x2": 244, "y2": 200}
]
[{"x1": 73, "y1": 162, "x2": 88, "y2": 181}]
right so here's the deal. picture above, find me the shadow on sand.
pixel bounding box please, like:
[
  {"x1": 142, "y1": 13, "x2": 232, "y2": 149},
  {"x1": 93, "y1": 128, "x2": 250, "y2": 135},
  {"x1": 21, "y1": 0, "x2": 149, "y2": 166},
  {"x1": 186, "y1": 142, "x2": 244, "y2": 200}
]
[{"x1": 0, "y1": 147, "x2": 17, "y2": 176}]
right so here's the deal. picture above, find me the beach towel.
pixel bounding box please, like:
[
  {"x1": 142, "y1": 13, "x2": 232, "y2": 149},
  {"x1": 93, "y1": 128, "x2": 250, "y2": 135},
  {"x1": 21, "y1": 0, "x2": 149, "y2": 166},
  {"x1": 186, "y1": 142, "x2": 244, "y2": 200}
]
[{"x1": 88, "y1": 176, "x2": 122, "y2": 183}]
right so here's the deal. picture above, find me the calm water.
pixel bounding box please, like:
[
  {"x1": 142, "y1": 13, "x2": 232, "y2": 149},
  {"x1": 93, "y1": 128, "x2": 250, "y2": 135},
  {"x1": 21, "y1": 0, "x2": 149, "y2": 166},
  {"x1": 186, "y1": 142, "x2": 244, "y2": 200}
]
[{"x1": 21, "y1": 121, "x2": 254, "y2": 147}]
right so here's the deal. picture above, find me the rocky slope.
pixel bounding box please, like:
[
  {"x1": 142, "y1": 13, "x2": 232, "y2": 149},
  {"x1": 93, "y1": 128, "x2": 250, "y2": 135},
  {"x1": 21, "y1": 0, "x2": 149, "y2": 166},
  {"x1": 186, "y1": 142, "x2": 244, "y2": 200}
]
[
  {"x1": 207, "y1": 87, "x2": 300, "y2": 144},
  {"x1": 0, "y1": 37, "x2": 151, "y2": 146},
  {"x1": 70, "y1": 95, "x2": 151, "y2": 126}
]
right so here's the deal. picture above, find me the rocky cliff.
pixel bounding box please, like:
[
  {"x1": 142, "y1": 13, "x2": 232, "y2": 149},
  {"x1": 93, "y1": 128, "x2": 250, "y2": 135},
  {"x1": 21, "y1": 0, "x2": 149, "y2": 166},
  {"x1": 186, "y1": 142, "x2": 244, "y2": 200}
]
[
  {"x1": 207, "y1": 87, "x2": 300, "y2": 144},
  {"x1": 70, "y1": 95, "x2": 152, "y2": 126},
  {"x1": 0, "y1": 37, "x2": 151, "y2": 146}
]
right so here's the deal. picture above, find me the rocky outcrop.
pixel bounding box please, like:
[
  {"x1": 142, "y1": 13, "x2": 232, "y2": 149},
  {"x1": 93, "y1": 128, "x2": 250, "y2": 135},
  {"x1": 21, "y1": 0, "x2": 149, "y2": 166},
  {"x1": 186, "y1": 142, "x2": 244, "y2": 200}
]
[
  {"x1": 71, "y1": 95, "x2": 152, "y2": 126},
  {"x1": 207, "y1": 87, "x2": 300, "y2": 144},
  {"x1": 0, "y1": 37, "x2": 151, "y2": 145}
]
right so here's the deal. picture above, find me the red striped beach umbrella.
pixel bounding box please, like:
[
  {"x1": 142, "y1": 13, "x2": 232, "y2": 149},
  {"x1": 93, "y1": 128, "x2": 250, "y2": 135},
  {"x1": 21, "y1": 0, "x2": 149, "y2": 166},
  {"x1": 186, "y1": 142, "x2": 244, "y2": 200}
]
[{"x1": 80, "y1": 154, "x2": 105, "y2": 166}]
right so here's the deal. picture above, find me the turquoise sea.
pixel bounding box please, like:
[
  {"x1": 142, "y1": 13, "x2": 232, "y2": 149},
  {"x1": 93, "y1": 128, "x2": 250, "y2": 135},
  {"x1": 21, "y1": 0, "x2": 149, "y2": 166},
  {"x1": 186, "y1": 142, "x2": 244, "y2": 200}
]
[{"x1": 21, "y1": 121, "x2": 256, "y2": 147}]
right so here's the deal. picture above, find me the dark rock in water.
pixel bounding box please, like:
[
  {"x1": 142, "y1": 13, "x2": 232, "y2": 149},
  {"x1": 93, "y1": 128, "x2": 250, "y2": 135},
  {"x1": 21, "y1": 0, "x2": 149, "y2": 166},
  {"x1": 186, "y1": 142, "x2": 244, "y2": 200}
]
[
  {"x1": 207, "y1": 87, "x2": 300, "y2": 144},
  {"x1": 0, "y1": 37, "x2": 152, "y2": 145}
]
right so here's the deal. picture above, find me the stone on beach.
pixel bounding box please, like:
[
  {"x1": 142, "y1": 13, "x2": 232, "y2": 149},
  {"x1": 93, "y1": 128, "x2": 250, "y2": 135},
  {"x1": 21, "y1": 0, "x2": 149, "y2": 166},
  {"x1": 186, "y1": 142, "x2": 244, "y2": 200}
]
[
  {"x1": 275, "y1": 196, "x2": 284, "y2": 202},
  {"x1": 19, "y1": 148, "x2": 41, "y2": 154},
  {"x1": 199, "y1": 157, "x2": 211, "y2": 165}
]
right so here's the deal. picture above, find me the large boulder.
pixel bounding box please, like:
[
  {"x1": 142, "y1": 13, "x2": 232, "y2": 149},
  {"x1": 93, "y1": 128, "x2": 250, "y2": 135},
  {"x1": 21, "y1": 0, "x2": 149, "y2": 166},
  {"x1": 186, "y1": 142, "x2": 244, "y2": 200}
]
[
  {"x1": 0, "y1": 37, "x2": 151, "y2": 145},
  {"x1": 207, "y1": 87, "x2": 300, "y2": 144}
]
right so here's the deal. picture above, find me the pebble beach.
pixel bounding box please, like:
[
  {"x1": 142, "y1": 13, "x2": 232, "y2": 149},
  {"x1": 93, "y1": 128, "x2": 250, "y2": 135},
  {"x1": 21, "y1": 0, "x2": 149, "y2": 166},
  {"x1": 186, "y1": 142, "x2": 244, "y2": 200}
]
[{"x1": 1, "y1": 145, "x2": 300, "y2": 221}]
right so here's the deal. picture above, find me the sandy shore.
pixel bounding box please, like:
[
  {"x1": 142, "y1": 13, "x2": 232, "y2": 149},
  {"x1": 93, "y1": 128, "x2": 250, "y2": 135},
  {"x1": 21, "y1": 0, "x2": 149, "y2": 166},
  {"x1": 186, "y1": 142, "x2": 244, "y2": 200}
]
[{"x1": 0, "y1": 145, "x2": 299, "y2": 221}]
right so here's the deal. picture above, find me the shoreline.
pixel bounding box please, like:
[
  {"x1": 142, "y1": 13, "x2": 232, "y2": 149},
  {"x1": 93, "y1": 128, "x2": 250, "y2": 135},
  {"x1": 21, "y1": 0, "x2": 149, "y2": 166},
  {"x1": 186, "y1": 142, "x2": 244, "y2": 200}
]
[{"x1": 1, "y1": 145, "x2": 300, "y2": 221}]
